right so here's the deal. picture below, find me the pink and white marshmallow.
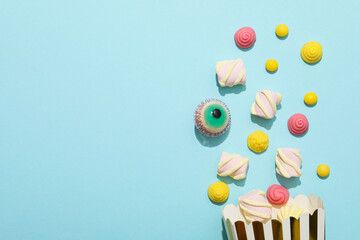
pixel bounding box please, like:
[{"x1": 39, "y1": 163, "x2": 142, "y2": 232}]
[
  {"x1": 275, "y1": 148, "x2": 302, "y2": 178},
  {"x1": 251, "y1": 90, "x2": 282, "y2": 119},
  {"x1": 217, "y1": 152, "x2": 249, "y2": 180},
  {"x1": 238, "y1": 190, "x2": 272, "y2": 223},
  {"x1": 216, "y1": 59, "x2": 246, "y2": 87}
]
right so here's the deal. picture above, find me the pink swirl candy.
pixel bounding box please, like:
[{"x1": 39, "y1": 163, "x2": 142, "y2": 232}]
[
  {"x1": 288, "y1": 113, "x2": 309, "y2": 136},
  {"x1": 266, "y1": 184, "x2": 289, "y2": 205},
  {"x1": 234, "y1": 27, "x2": 256, "y2": 49}
]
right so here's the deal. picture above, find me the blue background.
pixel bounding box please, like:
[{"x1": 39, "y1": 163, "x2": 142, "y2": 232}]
[{"x1": 0, "y1": 0, "x2": 359, "y2": 239}]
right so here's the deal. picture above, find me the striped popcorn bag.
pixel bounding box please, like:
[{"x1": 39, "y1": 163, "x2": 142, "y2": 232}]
[{"x1": 222, "y1": 194, "x2": 325, "y2": 240}]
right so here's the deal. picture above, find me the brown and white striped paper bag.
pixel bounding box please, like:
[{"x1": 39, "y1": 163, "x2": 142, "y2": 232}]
[{"x1": 222, "y1": 194, "x2": 325, "y2": 240}]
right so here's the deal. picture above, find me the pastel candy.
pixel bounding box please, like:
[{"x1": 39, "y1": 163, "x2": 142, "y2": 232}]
[
  {"x1": 288, "y1": 113, "x2": 309, "y2": 135},
  {"x1": 247, "y1": 130, "x2": 269, "y2": 153},
  {"x1": 301, "y1": 41, "x2": 322, "y2": 64},
  {"x1": 234, "y1": 27, "x2": 256, "y2": 49},
  {"x1": 216, "y1": 59, "x2": 246, "y2": 87},
  {"x1": 317, "y1": 164, "x2": 330, "y2": 178},
  {"x1": 208, "y1": 181, "x2": 229, "y2": 203},
  {"x1": 217, "y1": 152, "x2": 249, "y2": 180},
  {"x1": 238, "y1": 190, "x2": 272, "y2": 223},
  {"x1": 251, "y1": 90, "x2": 282, "y2": 119},
  {"x1": 266, "y1": 184, "x2": 289, "y2": 205},
  {"x1": 276, "y1": 148, "x2": 302, "y2": 178}
]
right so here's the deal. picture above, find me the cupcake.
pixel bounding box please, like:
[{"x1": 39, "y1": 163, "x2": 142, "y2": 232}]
[{"x1": 194, "y1": 99, "x2": 231, "y2": 137}]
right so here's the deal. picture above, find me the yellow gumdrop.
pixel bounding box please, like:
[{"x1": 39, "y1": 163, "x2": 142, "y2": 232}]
[
  {"x1": 266, "y1": 59, "x2": 278, "y2": 72},
  {"x1": 276, "y1": 24, "x2": 289, "y2": 38},
  {"x1": 208, "y1": 181, "x2": 229, "y2": 203},
  {"x1": 304, "y1": 92, "x2": 318, "y2": 105},
  {"x1": 317, "y1": 164, "x2": 330, "y2": 178},
  {"x1": 247, "y1": 130, "x2": 269, "y2": 153},
  {"x1": 301, "y1": 41, "x2": 322, "y2": 64}
]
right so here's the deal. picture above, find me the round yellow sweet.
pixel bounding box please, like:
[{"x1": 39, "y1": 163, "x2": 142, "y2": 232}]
[
  {"x1": 275, "y1": 24, "x2": 289, "y2": 37},
  {"x1": 301, "y1": 41, "x2": 322, "y2": 64},
  {"x1": 266, "y1": 59, "x2": 278, "y2": 72},
  {"x1": 208, "y1": 181, "x2": 229, "y2": 203},
  {"x1": 247, "y1": 130, "x2": 269, "y2": 153},
  {"x1": 317, "y1": 164, "x2": 330, "y2": 178},
  {"x1": 304, "y1": 92, "x2": 318, "y2": 105}
]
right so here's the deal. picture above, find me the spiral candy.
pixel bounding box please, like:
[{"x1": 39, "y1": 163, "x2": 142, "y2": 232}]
[
  {"x1": 217, "y1": 152, "x2": 249, "y2": 180},
  {"x1": 216, "y1": 59, "x2": 246, "y2": 87},
  {"x1": 288, "y1": 113, "x2": 309, "y2": 135},
  {"x1": 251, "y1": 90, "x2": 282, "y2": 119},
  {"x1": 276, "y1": 148, "x2": 302, "y2": 178},
  {"x1": 234, "y1": 27, "x2": 256, "y2": 49},
  {"x1": 266, "y1": 184, "x2": 289, "y2": 205},
  {"x1": 208, "y1": 181, "x2": 229, "y2": 203},
  {"x1": 301, "y1": 41, "x2": 322, "y2": 64}
]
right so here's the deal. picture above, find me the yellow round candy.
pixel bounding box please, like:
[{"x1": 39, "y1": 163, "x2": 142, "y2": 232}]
[
  {"x1": 301, "y1": 41, "x2": 322, "y2": 64},
  {"x1": 317, "y1": 164, "x2": 330, "y2": 178},
  {"x1": 304, "y1": 92, "x2": 318, "y2": 105},
  {"x1": 208, "y1": 181, "x2": 229, "y2": 203},
  {"x1": 275, "y1": 24, "x2": 289, "y2": 38},
  {"x1": 266, "y1": 59, "x2": 278, "y2": 72},
  {"x1": 247, "y1": 130, "x2": 269, "y2": 153}
]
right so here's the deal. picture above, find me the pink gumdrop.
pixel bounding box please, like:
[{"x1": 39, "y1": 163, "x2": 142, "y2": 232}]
[
  {"x1": 234, "y1": 27, "x2": 256, "y2": 49},
  {"x1": 288, "y1": 113, "x2": 309, "y2": 136},
  {"x1": 266, "y1": 184, "x2": 289, "y2": 205}
]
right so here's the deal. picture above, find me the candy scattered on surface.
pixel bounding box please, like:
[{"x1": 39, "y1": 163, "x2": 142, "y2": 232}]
[
  {"x1": 238, "y1": 190, "x2": 272, "y2": 223},
  {"x1": 265, "y1": 59, "x2": 278, "y2": 72},
  {"x1": 304, "y1": 92, "x2": 318, "y2": 105},
  {"x1": 251, "y1": 90, "x2": 282, "y2": 119},
  {"x1": 276, "y1": 148, "x2": 302, "y2": 178},
  {"x1": 266, "y1": 184, "x2": 289, "y2": 205},
  {"x1": 301, "y1": 41, "x2": 323, "y2": 64},
  {"x1": 208, "y1": 181, "x2": 229, "y2": 203},
  {"x1": 288, "y1": 113, "x2": 309, "y2": 136},
  {"x1": 247, "y1": 130, "x2": 269, "y2": 153},
  {"x1": 234, "y1": 27, "x2": 256, "y2": 49},
  {"x1": 216, "y1": 59, "x2": 246, "y2": 87},
  {"x1": 275, "y1": 24, "x2": 289, "y2": 38},
  {"x1": 217, "y1": 152, "x2": 249, "y2": 180},
  {"x1": 194, "y1": 99, "x2": 231, "y2": 137},
  {"x1": 317, "y1": 164, "x2": 330, "y2": 178}
]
